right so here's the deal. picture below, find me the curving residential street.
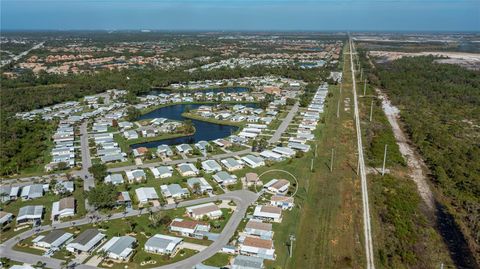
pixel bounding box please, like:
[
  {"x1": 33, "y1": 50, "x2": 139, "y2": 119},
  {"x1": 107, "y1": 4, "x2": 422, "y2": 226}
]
[{"x1": 0, "y1": 190, "x2": 259, "y2": 269}]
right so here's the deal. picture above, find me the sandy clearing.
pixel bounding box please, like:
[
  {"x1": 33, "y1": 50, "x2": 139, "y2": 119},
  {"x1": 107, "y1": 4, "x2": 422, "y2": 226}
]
[{"x1": 375, "y1": 88, "x2": 435, "y2": 210}]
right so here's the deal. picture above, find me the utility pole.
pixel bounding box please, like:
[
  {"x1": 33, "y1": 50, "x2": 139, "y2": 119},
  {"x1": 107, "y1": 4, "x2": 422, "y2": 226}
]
[
  {"x1": 369, "y1": 99, "x2": 374, "y2": 122},
  {"x1": 340, "y1": 82, "x2": 342, "y2": 95},
  {"x1": 363, "y1": 79, "x2": 367, "y2": 96},
  {"x1": 315, "y1": 144, "x2": 318, "y2": 158},
  {"x1": 382, "y1": 144, "x2": 388, "y2": 176},
  {"x1": 310, "y1": 158, "x2": 314, "y2": 172},
  {"x1": 337, "y1": 99, "x2": 340, "y2": 118},
  {"x1": 289, "y1": 234, "x2": 296, "y2": 258},
  {"x1": 360, "y1": 68, "x2": 363, "y2": 81},
  {"x1": 357, "y1": 155, "x2": 360, "y2": 176},
  {"x1": 330, "y1": 148, "x2": 335, "y2": 172}
]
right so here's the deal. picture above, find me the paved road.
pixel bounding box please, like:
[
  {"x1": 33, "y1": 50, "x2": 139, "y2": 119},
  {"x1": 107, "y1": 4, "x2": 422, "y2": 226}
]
[
  {"x1": 268, "y1": 102, "x2": 299, "y2": 144},
  {"x1": 0, "y1": 42, "x2": 45, "y2": 68},
  {"x1": 78, "y1": 122, "x2": 94, "y2": 190},
  {"x1": 108, "y1": 149, "x2": 252, "y2": 173},
  {"x1": 349, "y1": 37, "x2": 375, "y2": 269},
  {"x1": 0, "y1": 190, "x2": 259, "y2": 269}
]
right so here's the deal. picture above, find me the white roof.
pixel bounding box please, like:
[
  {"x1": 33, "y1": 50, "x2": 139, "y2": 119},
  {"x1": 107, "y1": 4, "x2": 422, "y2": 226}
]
[{"x1": 135, "y1": 187, "x2": 159, "y2": 202}]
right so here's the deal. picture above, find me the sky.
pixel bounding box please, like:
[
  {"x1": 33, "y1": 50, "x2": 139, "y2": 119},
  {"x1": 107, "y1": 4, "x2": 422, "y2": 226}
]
[{"x1": 1, "y1": 0, "x2": 479, "y2": 32}]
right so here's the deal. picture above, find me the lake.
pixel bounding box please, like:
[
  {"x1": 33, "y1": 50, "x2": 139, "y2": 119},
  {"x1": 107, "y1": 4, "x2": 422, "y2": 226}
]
[{"x1": 131, "y1": 102, "x2": 257, "y2": 149}]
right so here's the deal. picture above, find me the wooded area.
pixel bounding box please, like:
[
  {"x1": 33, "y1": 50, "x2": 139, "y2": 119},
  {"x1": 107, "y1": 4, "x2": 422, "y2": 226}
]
[{"x1": 373, "y1": 56, "x2": 480, "y2": 260}]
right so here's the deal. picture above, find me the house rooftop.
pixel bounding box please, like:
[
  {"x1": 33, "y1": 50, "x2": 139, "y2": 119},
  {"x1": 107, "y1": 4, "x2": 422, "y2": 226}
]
[
  {"x1": 243, "y1": 236, "x2": 273, "y2": 249},
  {"x1": 70, "y1": 229, "x2": 102, "y2": 245},
  {"x1": 246, "y1": 220, "x2": 272, "y2": 231}
]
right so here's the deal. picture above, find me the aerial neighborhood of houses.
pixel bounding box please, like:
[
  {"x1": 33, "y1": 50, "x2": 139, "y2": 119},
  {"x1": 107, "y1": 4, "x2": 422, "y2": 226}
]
[{"x1": 2, "y1": 72, "x2": 331, "y2": 268}]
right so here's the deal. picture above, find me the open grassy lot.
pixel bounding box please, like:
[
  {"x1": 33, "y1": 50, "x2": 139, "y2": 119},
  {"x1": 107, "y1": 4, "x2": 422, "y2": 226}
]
[{"x1": 202, "y1": 252, "x2": 233, "y2": 267}]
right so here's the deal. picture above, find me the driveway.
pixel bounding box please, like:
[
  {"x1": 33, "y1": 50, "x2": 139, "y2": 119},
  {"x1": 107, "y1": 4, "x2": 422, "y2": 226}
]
[{"x1": 181, "y1": 242, "x2": 208, "y2": 252}]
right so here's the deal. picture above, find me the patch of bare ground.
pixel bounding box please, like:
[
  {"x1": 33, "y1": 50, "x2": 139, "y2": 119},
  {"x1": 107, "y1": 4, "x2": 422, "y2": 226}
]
[{"x1": 375, "y1": 88, "x2": 435, "y2": 210}]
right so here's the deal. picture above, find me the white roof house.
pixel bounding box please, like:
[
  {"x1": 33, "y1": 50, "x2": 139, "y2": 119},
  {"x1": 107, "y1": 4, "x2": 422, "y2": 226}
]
[
  {"x1": 123, "y1": 130, "x2": 139, "y2": 140},
  {"x1": 194, "y1": 140, "x2": 210, "y2": 151},
  {"x1": 160, "y1": 184, "x2": 189, "y2": 199},
  {"x1": 253, "y1": 205, "x2": 282, "y2": 222},
  {"x1": 186, "y1": 203, "x2": 223, "y2": 220},
  {"x1": 135, "y1": 187, "x2": 159, "y2": 204},
  {"x1": 176, "y1": 144, "x2": 193, "y2": 153},
  {"x1": 231, "y1": 255, "x2": 264, "y2": 269},
  {"x1": 212, "y1": 171, "x2": 237, "y2": 185},
  {"x1": 33, "y1": 230, "x2": 73, "y2": 250},
  {"x1": 201, "y1": 160, "x2": 222, "y2": 173},
  {"x1": 220, "y1": 158, "x2": 244, "y2": 171},
  {"x1": 239, "y1": 236, "x2": 275, "y2": 260},
  {"x1": 20, "y1": 184, "x2": 44, "y2": 200},
  {"x1": 241, "y1": 155, "x2": 265, "y2": 168},
  {"x1": 10, "y1": 265, "x2": 36, "y2": 269},
  {"x1": 263, "y1": 179, "x2": 290, "y2": 195},
  {"x1": 144, "y1": 234, "x2": 183, "y2": 256},
  {"x1": 105, "y1": 174, "x2": 124, "y2": 185},
  {"x1": 66, "y1": 229, "x2": 105, "y2": 253},
  {"x1": 287, "y1": 142, "x2": 310, "y2": 152},
  {"x1": 51, "y1": 197, "x2": 75, "y2": 221},
  {"x1": 259, "y1": 150, "x2": 283, "y2": 161},
  {"x1": 100, "y1": 236, "x2": 136, "y2": 260},
  {"x1": 125, "y1": 169, "x2": 146, "y2": 182},
  {"x1": 0, "y1": 211, "x2": 13, "y2": 226},
  {"x1": 17, "y1": 205, "x2": 44, "y2": 224},
  {"x1": 270, "y1": 195, "x2": 295, "y2": 210},
  {"x1": 187, "y1": 177, "x2": 213, "y2": 194},
  {"x1": 169, "y1": 218, "x2": 210, "y2": 239},
  {"x1": 245, "y1": 220, "x2": 273, "y2": 240},
  {"x1": 157, "y1": 145, "x2": 174, "y2": 156},
  {"x1": 177, "y1": 163, "x2": 199, "y2": 177},
  {"x1": 272, "y1": 146, "x2": 296, "y2": 158},
  {"x1": 150, "y1": 166, "x2": 173, "y2": 179}
]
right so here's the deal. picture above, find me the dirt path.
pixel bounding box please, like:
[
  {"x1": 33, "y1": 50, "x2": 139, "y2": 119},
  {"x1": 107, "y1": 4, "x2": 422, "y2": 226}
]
[{"x1": 375, "y1": 88, "x2": 435, "y2": 210}]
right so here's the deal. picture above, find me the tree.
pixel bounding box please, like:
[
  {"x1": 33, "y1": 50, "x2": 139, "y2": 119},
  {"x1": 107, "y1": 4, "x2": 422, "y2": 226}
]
[
  {"x1": 86, "y1": 183, "x2": 118, "y2": 209},
  {"x1": 195, "y1": 158, "x2": 202, "y2": 170},
  {"x1": 57, "y1": 162, "x2": 68, "y2": 171},
  {"x1": 286, "y1": 98, "x2": 296, "y2": 106},
  {"x1": 149, "y1": 211, "x2": 166, "y2": 228},
  {"x1": 125, "y1": 106, "x2": 141, "y2": 121},
  {"x1": 192, "y1": 182, "x2": 202, "y2": 194},
  {"x1": 183, "y1": 120, "x2": 195, "y2": 134},
  {"x1": 88, "y1": 163, "x2": 108, "y2": 181}
]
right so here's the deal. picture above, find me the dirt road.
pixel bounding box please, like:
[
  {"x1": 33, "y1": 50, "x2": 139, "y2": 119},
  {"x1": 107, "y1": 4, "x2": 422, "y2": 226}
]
[{"x1": 375, "y1": 88, "x2": 435, "y2": 210}]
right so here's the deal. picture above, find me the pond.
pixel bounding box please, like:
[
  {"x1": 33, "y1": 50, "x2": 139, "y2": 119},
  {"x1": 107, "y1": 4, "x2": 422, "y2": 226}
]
[{"x1": 131, "y1": 102, "x2": 257, "y2": 149}]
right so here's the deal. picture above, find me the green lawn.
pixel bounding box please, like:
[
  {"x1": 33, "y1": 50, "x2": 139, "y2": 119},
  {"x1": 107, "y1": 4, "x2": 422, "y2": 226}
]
[{"x1": 202, "y1": 252, "x2": 233, "y2": 267}]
